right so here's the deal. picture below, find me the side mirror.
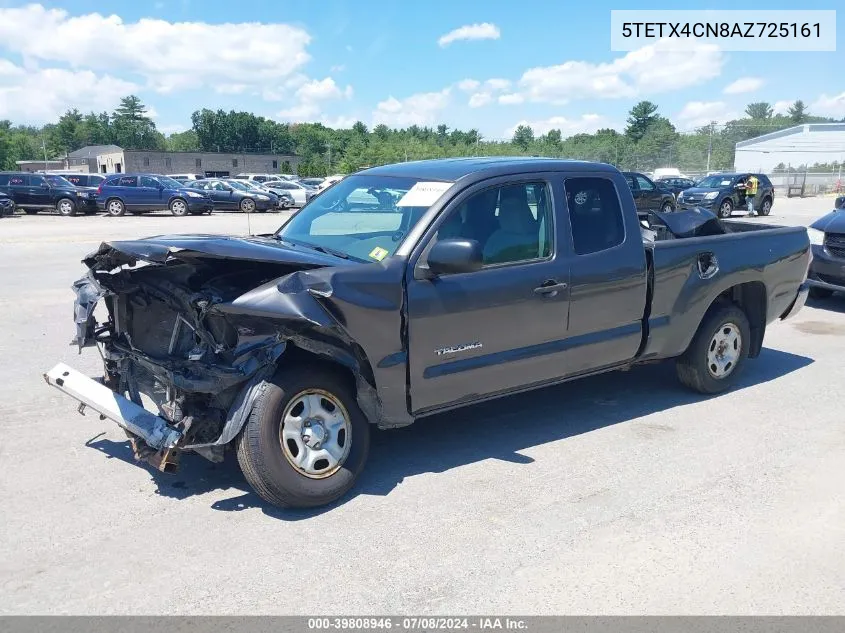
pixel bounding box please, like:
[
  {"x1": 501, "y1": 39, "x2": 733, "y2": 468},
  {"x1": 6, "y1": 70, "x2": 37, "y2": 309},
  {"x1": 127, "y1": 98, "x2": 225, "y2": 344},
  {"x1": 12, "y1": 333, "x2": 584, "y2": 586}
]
[{"x1": 426, "y1": 238, "x2": 483, "y2": 276}]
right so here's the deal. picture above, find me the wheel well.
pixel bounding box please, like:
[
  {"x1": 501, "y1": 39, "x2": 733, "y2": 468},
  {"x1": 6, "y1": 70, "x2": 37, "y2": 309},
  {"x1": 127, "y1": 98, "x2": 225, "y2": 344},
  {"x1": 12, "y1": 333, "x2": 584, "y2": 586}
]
[
  {"x1": 714, "y1": 281, "x2": 767, "y2": 357},
  {"x1": 170, "y1": 197, "x2": 186, "y2": 206},
  {"x1": 106, "y1": 196, "x2": 123, "y2": 206}
]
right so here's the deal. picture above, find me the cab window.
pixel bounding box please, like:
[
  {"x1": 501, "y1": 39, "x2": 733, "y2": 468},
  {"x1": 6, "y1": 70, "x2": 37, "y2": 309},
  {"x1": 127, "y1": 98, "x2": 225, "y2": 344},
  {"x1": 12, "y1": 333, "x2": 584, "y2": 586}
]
[
  {"x1": 438, "y1": 182, "x2": 553, "y2": 266},
  {"x1": 565, "y1": 177, "x2": 625, "y2": 256}
]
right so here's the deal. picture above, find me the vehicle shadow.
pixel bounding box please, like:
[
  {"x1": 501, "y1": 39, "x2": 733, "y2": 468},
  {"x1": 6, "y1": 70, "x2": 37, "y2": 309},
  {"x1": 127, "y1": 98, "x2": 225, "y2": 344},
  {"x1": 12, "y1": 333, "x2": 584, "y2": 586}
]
[
  {"x1": 806, "y1": 294, "x2": 845, "y2": 314},
  {"x1": 86, "y1": 347, "x2": 813, "y2": 520}
]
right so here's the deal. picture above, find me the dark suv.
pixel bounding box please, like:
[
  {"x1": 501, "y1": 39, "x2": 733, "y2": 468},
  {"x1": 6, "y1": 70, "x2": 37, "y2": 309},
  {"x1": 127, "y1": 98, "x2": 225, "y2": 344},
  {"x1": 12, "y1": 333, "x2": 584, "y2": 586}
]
[
  {"x1": 97, "y1": 173, "x2": 214, "y2": 217},
  {"x1": 621, "y1": 172, "x2": 676, "y2": 216},
  {"x1": 677, "y1": 173, "x2": 774, "y2": 218},
  {"x1": 0, "y1": 172, "x2": 89, "y2": 216},
  {"x1": 45, "y1": 172, "x2": 106, "y2": 214}
]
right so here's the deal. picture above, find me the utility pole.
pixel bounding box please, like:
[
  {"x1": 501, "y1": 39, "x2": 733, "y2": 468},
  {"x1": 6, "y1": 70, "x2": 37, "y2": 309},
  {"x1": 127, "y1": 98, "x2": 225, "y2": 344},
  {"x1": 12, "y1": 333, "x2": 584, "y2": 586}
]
[
  {"x1": 41, "y1": 134, "x2": 48, "y2": 171},
  {"x1": 326, "y1": 142, "x2": 332, "y2": 172},
  {"x1": 706, "y1": 120, "x2": 716, "y2": 173}
]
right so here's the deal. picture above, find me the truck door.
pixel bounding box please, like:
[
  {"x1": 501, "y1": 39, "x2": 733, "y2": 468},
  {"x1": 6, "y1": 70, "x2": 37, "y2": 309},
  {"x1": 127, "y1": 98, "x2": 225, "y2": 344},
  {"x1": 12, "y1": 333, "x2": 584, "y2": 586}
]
[
  {"x1": 405, "y1": 177, "x2": 570, "y2": 414},
  {"x1": 562, "y1": 174, "x2": 648, "y2": 374},
  {"x1": 26, "y1": 174, "x2": 52, "y2": 208}
]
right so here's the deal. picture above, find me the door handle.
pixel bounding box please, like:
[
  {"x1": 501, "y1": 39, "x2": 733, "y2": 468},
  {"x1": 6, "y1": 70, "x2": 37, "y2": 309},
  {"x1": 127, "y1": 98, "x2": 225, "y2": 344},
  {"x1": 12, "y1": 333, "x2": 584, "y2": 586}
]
[{"x1": 534, "y1": 280, "x2": 568, "y2": 295}]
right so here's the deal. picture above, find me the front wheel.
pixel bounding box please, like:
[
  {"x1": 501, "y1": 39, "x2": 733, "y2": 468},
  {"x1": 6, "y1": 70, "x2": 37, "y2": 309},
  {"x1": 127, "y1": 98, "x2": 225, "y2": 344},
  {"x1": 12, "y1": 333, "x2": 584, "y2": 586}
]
[
  {"x1": 676, "y1": 302, "x2": 751, "y2": 394},
  {"x1": 717, "y1": 199, "x2": 733, "y2": 218},
  {"x1": 169, "y1": 198, "x2": 189, "y2": 217},
  {"x1": 236, "y1": 367, "x2": 371, "y2": 508},
  {"x1": 240, "y1": 197, "x2": 256, "y2": 213},
  {"x1": 56, "y1": 197, "x2": 77, "y2": 217},
  {"x1": 661, "y1": 201, "x2": 674, "y2": 213}
]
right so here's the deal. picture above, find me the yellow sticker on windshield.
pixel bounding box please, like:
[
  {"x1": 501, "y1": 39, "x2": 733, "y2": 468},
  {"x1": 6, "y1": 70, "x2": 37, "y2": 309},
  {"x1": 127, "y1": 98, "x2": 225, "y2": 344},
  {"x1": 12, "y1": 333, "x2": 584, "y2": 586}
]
[{"x1": 369, "y1": 247, "x2": 389, "y2": 261}]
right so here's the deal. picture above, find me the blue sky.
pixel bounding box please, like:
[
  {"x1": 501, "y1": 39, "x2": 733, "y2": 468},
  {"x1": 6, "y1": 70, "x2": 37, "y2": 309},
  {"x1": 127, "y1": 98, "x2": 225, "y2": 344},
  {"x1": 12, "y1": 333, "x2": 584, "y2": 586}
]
[{"x1": 0, "y1": 0, "x2": 842, "y2": 138}]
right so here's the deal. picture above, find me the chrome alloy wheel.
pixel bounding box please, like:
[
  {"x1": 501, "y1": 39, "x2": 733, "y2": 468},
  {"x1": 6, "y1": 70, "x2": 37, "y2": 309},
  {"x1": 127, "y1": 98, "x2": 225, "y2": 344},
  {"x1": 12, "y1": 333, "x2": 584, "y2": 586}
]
[
  {"x1": 706, "y1": 322, "x2": 741, "y2": 378},
  {"x1": 279, "y1": 389, "x2": 351, "y2": 479}
]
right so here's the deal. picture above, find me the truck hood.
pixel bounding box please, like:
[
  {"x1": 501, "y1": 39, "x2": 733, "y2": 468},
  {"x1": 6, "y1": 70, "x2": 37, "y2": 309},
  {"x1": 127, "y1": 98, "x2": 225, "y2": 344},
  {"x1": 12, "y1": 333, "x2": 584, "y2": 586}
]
[
  {"x1": 811, "y1": 209, "x2": 845, "y2": 233},
  {"x1": 82, "y1": 233, "x2": 351, "y2": 270}
]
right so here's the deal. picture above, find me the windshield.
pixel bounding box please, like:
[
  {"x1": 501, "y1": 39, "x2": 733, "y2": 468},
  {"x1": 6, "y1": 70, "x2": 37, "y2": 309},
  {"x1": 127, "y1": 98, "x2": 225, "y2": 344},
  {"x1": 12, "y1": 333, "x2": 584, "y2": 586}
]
[
  {"x1": 227, "y1": 180, "x2": 250, "y2": 191},
  {"x1": 158, "y1": 176, "x2": 185, "y2": 188},
  {"x1": 696, "y1": 175, "x2": 735, "y2": 188},
  {"x1": 46, "y1": 175, "x2": 74, "y2": 187},
  {"x1": 276, "y1": 174, "x2": 452, "y2": 262}
]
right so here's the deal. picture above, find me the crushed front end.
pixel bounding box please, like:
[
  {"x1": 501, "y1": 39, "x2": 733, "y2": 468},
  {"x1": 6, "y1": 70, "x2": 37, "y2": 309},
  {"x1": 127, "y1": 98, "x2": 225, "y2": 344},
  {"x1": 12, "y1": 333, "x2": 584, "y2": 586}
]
[{"x1": 46, "y1": 237, "x2": 336, "y2": 473}]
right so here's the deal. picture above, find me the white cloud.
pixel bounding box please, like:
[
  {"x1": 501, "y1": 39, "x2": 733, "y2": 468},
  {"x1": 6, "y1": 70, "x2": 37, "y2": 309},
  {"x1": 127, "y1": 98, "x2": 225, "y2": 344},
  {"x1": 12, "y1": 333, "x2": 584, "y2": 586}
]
[
  {"x1": 468, "y1": 93, "x2": 492, "y2": 108},
  {"x1": 372, "y1": 89, "x2": 451, "y2": 127},
  {"x1": 504, "y1": 114, "x2": 607, "y2": 138},
  {"x1": 0, "y1": 4, "x2": 311, "y2": 94},
  {"x1": 498, "y1": 93, "x2": 525, "y2": 105},
  {"x1": 517, "y1": 39, "x2": 724, "y2": 104},
  {"x1": 330, "y1": 64, "x2": 346, "y2": 73},
  {"x1": 811, "y1": 92, "x2": 845, "y2": 118},
  {"x1": 438, "y1": 22, "x2": 500, "y2": 47},
  {"x1": 723, "y1": 77, "x2": 764, "y2": 94},
  {"x1": 676, "y1": 101, "x2": 738, "y2": 129},
  {"x1": 276, "y1": 103, "x2": 321, "y2": 122},
  {"x1": 0, "y1": 60, "x2": 138, "y2": 123},
  {"x1": 773, "y1": 100, "x2": 794, "y2": 115},
  {"x1": 484, "y1": 78, "x2": 510, "y2": 91},
  {"x1": 160, "y1": 123, "x2": 188, "y2": 135},
  {"x1": 320, "y1": 115, "x2": 357, "y2": 129},
  {"x1": 295, "y1": 77, "x2": 353, "y2": 102},
  {"x1": 457, "y1": 79, "x2": 481, "y2": 92}
]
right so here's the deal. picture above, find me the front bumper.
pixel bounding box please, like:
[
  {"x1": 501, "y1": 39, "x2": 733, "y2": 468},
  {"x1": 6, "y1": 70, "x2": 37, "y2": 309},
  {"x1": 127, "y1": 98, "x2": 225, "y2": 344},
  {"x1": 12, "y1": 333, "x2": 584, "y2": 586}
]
[
  {"x1": 677, "y1": 199, "x2": 717, "y2": 211},
  {"x1": 44, "y1": 363, "x2": 182, "y2": 450},
  {"x1": 807, "y1": 244, "x2": 845, "y2": 292},
  {"x1": 186, "y1": 198, "x2": 214, "y2": 212}
]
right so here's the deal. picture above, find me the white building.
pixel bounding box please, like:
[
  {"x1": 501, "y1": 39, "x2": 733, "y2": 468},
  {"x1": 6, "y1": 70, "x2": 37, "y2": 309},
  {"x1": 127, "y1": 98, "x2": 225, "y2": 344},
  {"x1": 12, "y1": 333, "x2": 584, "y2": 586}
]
[{"x1": 734, "y1": 123, "x2": 845, "y2": 172}]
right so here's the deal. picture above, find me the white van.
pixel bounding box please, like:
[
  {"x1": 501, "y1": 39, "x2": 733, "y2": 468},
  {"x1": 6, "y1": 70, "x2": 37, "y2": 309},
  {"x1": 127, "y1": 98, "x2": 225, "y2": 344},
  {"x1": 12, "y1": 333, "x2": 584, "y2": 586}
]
[
  {"x1": 232, "y1": 173, "x2": 276, "y2": 183},
  {"x1": 652, "y1": 168, "x2": 686, "y2": 181}
]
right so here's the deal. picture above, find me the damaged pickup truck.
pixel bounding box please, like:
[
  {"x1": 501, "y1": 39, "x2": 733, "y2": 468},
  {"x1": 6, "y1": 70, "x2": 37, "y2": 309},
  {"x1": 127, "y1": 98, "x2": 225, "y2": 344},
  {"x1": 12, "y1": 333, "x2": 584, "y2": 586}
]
[{"x1": 46, "y1": 158, "x2": 811, "y2": 508}]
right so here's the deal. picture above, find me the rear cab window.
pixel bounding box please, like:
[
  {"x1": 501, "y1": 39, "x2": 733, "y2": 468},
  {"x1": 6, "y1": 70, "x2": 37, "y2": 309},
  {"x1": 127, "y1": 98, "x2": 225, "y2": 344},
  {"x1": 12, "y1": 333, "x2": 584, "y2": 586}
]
[{"x1": 564, "y1": 177, "x2": 625, "y2": 255}]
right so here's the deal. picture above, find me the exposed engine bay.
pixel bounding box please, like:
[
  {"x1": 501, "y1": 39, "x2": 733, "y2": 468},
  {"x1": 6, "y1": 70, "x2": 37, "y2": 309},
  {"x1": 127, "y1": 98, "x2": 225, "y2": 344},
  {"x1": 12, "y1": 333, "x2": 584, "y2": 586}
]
[{"x1": 71, "y1": 235, "x2": 387, "y2": 473}]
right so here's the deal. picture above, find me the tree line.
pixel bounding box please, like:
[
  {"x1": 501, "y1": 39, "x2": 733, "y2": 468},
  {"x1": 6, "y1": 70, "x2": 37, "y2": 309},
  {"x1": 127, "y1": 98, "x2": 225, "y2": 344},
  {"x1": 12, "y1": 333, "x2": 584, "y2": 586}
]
[{"x1": 1, "y1": 95, "x2": 841, "y2": 176}]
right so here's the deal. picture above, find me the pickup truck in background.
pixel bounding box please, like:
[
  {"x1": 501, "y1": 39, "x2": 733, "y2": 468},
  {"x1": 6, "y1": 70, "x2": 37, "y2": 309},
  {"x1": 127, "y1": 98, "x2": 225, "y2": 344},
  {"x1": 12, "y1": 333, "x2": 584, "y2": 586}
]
[{"x1": 46, "y1": 158, "x2": 811, "y2": 509}]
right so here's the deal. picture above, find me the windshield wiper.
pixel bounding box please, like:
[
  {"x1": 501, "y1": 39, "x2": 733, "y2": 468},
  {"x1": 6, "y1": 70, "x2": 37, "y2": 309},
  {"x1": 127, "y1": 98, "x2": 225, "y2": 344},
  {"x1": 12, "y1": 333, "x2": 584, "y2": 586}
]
[{"x1": 307, "y1": 244, "x2": 350, "y2": 259}]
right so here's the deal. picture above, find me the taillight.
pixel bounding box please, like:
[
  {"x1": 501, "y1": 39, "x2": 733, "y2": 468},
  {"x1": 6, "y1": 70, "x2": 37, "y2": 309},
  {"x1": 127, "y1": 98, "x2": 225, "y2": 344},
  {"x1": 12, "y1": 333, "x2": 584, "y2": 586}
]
[{"x1": 96, "y1": 183, "x2": 103, "y2": 195}]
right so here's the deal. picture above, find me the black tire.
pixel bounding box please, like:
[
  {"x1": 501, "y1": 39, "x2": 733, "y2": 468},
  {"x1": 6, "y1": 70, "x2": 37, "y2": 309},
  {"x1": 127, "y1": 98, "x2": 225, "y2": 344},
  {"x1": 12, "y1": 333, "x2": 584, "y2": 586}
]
[
  {"x1": 236, "y1": 366, "x2": 371, "y2": 509},
  {"x1": 676, "y1": 301, "x2": 751, "y2": 394},
  {"x1": 717, "y1": 199, "x2": 733, "y2": 218},
  {"x1": 759, "y1": 197, "x2": 772, "y2": 216},
  {"x1": 105, "y1": 198, "x2": 126, "y2": 217},
  {"x1": 809, "y1": 287, "x2": 833, "y2": 300},
  {"x1": 239, "y1": 197, "x2": 256, "y2": 213},
  {"x1": 169, "y1": 198, "x2": 189, "y2": 217},
  {"x1": 56, "y1": 197, "x2": 77, "y2": 217},
  {"x1": 661, "y1": 201, "x2": 674, "y2": 213}
]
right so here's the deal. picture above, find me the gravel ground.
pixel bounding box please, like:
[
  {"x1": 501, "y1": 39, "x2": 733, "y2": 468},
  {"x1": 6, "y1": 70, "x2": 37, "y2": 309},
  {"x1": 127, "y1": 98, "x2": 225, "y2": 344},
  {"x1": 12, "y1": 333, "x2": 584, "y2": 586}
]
[{"x1": 0, "y1": 197, "x2": 843, "y2": 615}]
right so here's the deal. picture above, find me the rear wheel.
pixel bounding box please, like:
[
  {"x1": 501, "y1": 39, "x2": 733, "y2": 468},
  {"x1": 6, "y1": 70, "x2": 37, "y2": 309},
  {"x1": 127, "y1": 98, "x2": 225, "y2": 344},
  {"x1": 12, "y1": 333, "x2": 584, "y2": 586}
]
[
  {"x1": 717, "y1": 199, "x2": 733, "y2": 218},
  {"x1": 759, "y1": 197, "x2": 772, "y2": 216},
  {"x1": 169, "y1": 198, "x2": 189, "y2": 217},
  {"x1": 56, "y1": 197, "x2": 77, "y2": 217},
  {"x1": 676, "y1": 302, "x2": 750, "y2": 394},
  {"x1": 236, "y1": 366, "x2": 371, "y2": 508},
  {"x1": 106, "y1": 199, "x2": 126, "y2": 217}
]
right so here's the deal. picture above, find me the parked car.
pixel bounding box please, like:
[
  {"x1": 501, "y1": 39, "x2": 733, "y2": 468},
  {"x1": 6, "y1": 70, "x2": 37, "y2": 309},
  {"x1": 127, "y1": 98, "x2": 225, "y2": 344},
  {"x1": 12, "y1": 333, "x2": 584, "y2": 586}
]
[
  {"x1": 170, "y1": 174, "x2": 206, "y2": 183},
  {"x1": 299, "y1": 177, "x2": 325, "y2": 188},
  {"x1": 45, "y1": 172, "x2": 106, "y2": 214},
  {"x1": 677, "y1": 173, "x2": 774, "y2": 218},
  {"x1": 806, "y1": 205, "x2": 845, "y2": 298},
  {"x1": 232, "y1": 173, "x2": 275, "y2": 183},
  {"x1": 316, "y1": 174, "x2": 345, "y2": 191},
  {"x1": 834, "y1": 195, "x2": 844, "y2": 210},
  {"x1": 655, "y1": 176, "x2": 698, "y2": 197},
  {"x1": 96, "y1": 174, "x2": 213, "y2": 217},
  {"x1": 223, "y1": 179, "x2": 282, "y2": 209},
  {"x1": 48, "y1": 158, "x2": 810, "y2": 509},
  {"x1": 0, "y1": 191, "x2": 14, "y2": 216},
  {"x1": 0, "y1": 172, "x2": 90, "y2": 216},
  {"x1": 188, "y1": 179, "x2": 275, "y2": 213},
  {"x1": 621, "y1": 171, "x2": 676, "y2": 215},
  {"x1": 652, "y1": 168, "x2": 686, "y2": 181},
  {"x1": 261, "y1": 179, "x2": 313, "y2": 206}
]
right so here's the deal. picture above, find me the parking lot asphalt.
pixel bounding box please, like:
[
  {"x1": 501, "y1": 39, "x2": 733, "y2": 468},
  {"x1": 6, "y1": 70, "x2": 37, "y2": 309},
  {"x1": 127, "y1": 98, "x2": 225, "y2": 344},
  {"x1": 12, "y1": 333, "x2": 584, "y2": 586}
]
[{"x1": 1, "y1": 198, "x2": 843, "y2": 615}]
